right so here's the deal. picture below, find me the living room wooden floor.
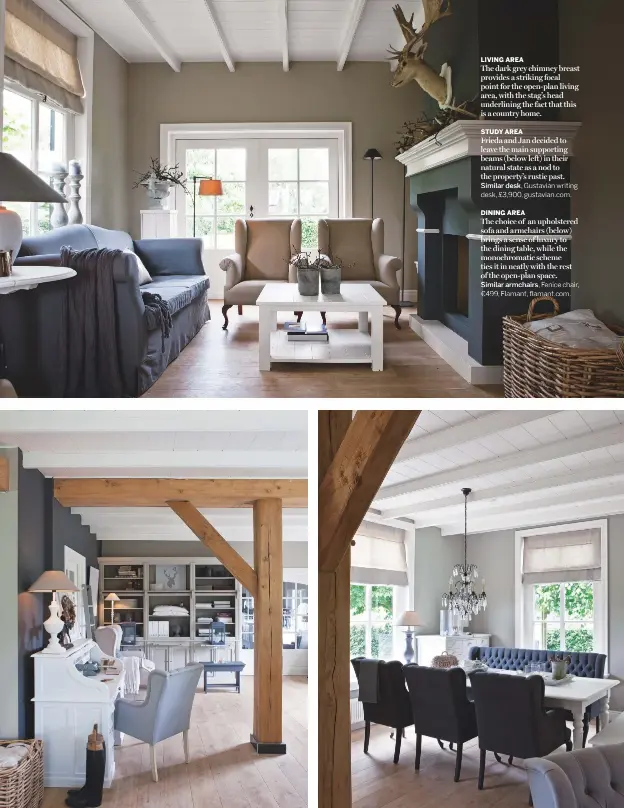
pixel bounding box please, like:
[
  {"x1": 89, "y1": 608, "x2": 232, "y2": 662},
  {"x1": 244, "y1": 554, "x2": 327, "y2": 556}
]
[
  {"x1": 352, "y1": 722, "x2": 593, "y2": 808},
  {"x1": 42, "y1": 676, "x2": 307, "y2": 808},
  {"x1": 143, "y1": 302, "x2": 502, "y2": 398}
]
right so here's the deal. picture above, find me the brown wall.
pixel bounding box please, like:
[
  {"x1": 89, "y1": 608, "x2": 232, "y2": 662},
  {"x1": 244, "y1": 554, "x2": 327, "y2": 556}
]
[
  {"x1": 559, "y1": 0, "x2": 624, "y2": 324},
  {"x1": 126, "y1": 61, "x2": 423, "y2": 289},
  {"x1": 91, "y1": 35, "x2": 129, "y2": 231}
]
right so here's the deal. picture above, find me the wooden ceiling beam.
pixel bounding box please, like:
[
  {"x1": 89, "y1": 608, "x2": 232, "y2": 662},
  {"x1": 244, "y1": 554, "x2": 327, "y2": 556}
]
[
  {"x1": 54, "y1": 478, "x2": 308, "y2": 508},
  {"x1": 319, "y1": 410, "x2": 420, "y2": 573},
  {"x1": 121, "y1": 0, "x2": 181, "y2": 71},
  {"x1": 337, "y1": 0, "x2": 367, "y2": 71},
  {"x1": 0, "y1": 456, "x2": 9, "y2": 491},
  {"x1": 279, "y1": 0, "x2": 289, "y2": 71},
  {"x1": 167, "y1": 501, "x2": 257, "y2": 596},
  {"x1": 200, "y1": 0, "x2": 235, "y2": 72}
]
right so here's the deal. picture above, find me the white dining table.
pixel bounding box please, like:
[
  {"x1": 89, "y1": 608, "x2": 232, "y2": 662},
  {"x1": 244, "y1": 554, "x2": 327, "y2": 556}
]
[{"x1": 465, "y1": 668, "x2": 619, "y2": 750}]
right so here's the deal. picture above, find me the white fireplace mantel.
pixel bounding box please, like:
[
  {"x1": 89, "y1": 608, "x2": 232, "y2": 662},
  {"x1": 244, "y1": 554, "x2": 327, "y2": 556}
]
[{"x1": 396, "y1": 120, "x2": 582, "y2": 177}]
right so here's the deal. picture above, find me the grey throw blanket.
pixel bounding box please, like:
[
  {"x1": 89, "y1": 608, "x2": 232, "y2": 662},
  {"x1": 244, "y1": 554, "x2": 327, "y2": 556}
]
[
  {"x1": 358, "y1": 659, "x2": 380, "y2": 704},
  {"x1": 142, "y1": 291, "x2": 172, "y2": 352},
  {"x1": 59, "y1": 246, "x2": 127, "y2": 397}
]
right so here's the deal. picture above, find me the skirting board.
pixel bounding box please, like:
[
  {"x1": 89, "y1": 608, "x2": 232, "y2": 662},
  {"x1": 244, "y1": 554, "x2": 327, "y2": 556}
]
[{"x1": 409, "y1": 314, "x2": 503, "y2": 386}]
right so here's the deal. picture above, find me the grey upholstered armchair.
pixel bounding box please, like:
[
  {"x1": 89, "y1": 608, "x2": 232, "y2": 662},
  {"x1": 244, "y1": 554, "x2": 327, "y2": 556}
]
[
  {"x1": 526, "y1": 744, "x2": 624, "y2": 808},
  {"x1": 318, "y1": 218, "x2": 402, "y2": 328},
  {"x1": 114, "y1": 663, "x2": 203, "y2": 782},
  {"x1": 219, "y1": 218, "x2": 301, "y2": 329}
]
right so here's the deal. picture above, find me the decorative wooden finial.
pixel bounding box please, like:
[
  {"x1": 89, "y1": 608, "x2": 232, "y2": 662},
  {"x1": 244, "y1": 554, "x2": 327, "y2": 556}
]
[{"x1": 88, "y1": 724, "x2": 104, "y2": 751}]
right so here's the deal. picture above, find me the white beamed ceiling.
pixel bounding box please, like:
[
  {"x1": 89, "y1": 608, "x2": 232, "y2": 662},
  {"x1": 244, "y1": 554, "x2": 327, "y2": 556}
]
[
  {"x1": 0, "y1": 409, "x2": 308, "y2": 542},
  {"x1": 59, "y1": 0, "x2": 422, "y2": 67},
  {"x1": 370, "y1": 410, "x2": 624, "y2": 536}
]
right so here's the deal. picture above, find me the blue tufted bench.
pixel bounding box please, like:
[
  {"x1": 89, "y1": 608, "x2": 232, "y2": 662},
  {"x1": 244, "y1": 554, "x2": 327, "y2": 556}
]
[{"x1": 469, "y1": 646, "x2": 607, "y2": 746}]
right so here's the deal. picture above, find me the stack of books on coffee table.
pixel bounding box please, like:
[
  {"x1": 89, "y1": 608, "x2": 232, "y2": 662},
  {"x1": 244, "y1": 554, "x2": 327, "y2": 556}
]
[{"x1": 284, "y1": 321, "x2": 328, "y2": 342}]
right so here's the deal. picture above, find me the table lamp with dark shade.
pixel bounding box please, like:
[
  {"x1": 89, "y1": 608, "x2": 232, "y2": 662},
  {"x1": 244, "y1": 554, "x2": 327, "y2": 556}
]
[
  {"x1": 0, "y1": 152, "x2": 66, "y2": 260},
  {"x1": 192, "y1": 176, "x2": 224, "y2": 237},
  {"x1": 28, "y1": 569, "x2": 79, "y2": 654}
]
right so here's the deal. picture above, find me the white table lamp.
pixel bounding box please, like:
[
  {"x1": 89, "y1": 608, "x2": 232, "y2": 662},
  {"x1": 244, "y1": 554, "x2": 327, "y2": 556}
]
[
  {"x1": 29, "y1": 570, "x2": 79, "y2": 654},
  {"x1": 0, "y1": 153, "x2": 66, "y2": 260},
  {"x1": 397, "y1": 610, "x2": 421, "y2": 664},
  {"x1": 106, "y1": 592, "x2": 120, "y2": 624}
]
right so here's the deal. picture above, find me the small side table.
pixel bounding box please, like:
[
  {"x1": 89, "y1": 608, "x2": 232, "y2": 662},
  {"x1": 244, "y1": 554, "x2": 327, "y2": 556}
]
[{"x1": 202, "y1": 661, "x2": 245, "y2": 693}]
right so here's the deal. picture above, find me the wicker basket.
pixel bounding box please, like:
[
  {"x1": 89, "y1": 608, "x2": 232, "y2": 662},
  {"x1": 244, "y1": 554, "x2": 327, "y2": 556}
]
[
  {"x1": 431, "y1": 652, "x2": 459, "y2": 669},
  {"x1": 503, "y1": 297, "x2": 624, "y2": 398},
  {"x1": 0, "y1": 740, "x2": 44, "y2": 808}
]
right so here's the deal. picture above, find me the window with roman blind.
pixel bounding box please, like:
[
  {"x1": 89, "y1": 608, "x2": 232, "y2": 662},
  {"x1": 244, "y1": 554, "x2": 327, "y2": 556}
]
[{"x1": 516, "y1": 520, "x2": 607, "y2": 657}]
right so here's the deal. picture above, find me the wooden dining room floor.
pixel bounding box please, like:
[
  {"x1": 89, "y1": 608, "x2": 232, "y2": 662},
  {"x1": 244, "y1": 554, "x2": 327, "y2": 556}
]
[
  {"x1": 352, "y1": 722, "x2": 596, "y2": 808},
  {"x1": 143, "y1": 301, "x2": 503, "y2": 399},
  {"x1": 42, "y1": 676, "x2": 308, "y2": 808}
]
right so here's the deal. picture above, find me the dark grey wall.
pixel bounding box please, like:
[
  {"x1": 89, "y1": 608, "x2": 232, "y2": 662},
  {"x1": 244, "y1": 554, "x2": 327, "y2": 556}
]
[
  {"x1": 560, "y1": 0, "x2": 624, "y2": 324},
  {"x1": 100, "y1": 540, "x2": 308, "y2": 569},
  {"x1": 0, "y1": 449, "x2": 19, "y2": 738},
  {"x1": 15, "y1": 455, "x2": 100, "y2": 737}
]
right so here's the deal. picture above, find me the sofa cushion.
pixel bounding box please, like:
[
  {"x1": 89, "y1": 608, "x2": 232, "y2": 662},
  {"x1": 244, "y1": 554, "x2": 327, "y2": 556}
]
[
  {"x1": 134, "y1": 238, "x2": 205, "y2": 276},
  {"x1": 245, "y1": 220, "x2": 292, "y2": 281},
  {"x1": 87, "y1": 225, "x2": 134, "y2": 251},
  {"x1": 224, "y1": 279, "x2": 286, "y2": 305},
  {"x1": 142, "y1": 276, "x2": 210, "y2": 323},
  {"x1": 123, "y1": 250, "x2": 152, "y2": 285}
]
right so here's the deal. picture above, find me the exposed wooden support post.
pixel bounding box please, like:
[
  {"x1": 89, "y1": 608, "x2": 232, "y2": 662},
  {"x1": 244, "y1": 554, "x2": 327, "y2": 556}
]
[
  {"x1": 319, "y1": 411, "x2": 420, "y2": 573},
  {"x1": 121, "y1": 0, "x2": 181, "y2": 71},
  {"x1": 319, "y1": 411, "x2": 353, "y2": 808},
  {"x1": 319, "y1": 410, "x2": 420, "y2": 808},
  {"x1": 167, "y1": 501, "x2": 258, "y2": 596},
  {"x1": 0, "y1": 456, "x2": 9, "y2": 491},
  {"x1": 251, "y1": 498, "x2": 285, "y2": 754}
]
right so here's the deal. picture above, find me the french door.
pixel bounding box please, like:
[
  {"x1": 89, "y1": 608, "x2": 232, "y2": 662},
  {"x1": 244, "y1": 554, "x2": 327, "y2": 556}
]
[{"x1": 174, "y1": 137, "x2": 339, "y2": 296}]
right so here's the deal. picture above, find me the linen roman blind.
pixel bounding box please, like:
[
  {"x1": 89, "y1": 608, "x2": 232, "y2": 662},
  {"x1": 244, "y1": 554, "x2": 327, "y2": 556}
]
[
  {"x1": 522, "y1": 527, "x2": 602, "y2": 584},
  {"x1": 351, "y1": 520, "x2": 408, "y2": 586},
  {"x1": 4, "y1": 0, "x2": 85, "y2": 113}
]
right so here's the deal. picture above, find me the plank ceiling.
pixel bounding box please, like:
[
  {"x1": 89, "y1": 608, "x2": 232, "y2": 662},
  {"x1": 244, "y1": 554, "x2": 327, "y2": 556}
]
[
  {"x1": 59, "y1": 0, "x2": 423, "y2": 69},
  {"x1": 370, "y1": 410, "x2": 624, "y2": 536},
  {"x1": 0, "y1": 410, "x2": 308, "y2": 543}
]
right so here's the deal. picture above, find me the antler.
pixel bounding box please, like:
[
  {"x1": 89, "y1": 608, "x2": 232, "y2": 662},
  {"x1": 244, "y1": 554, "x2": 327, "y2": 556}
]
[{"x1": 389, "y1": 1, "x2": 452, "y2": 57}]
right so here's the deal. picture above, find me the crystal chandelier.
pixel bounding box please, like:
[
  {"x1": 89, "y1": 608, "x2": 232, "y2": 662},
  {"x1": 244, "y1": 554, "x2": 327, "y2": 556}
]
[{"x1": 441, "y1": 488, "x2": 487, "y2": 620}]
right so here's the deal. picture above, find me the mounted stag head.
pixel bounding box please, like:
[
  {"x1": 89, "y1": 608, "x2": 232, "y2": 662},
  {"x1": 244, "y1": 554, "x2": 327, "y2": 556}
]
[{"x1": 388, "y1": 1, "x2": 453, "y2": 107}]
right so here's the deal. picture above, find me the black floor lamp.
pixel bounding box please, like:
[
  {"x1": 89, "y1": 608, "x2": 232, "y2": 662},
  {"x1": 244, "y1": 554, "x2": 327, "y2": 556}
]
[
  {"x1": 363, "y1": 148, "x2": 382, "y2": 218},
  {"x1": 400, "y1": 167, "x2": 414, "y2": 308}
]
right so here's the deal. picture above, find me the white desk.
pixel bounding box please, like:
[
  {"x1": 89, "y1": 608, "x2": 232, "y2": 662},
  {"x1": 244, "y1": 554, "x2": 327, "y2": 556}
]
[
  {"x1": 0, "y1": 265, "x2": 76, "y2": 294},
  {"x1": 32, "y1": 639, "x2": 125, "y2": 788},
  {"x1": 466, "y1": 669, "x2": 618, "y2": 750},
  {"x1": 256, "y1": 282, "x2": 385, "y2": 371}
]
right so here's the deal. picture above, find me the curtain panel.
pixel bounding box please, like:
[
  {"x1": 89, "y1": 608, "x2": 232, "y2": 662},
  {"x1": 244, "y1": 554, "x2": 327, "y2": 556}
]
[
  {"x1": 522, "y1": 527, "x2": 602, "y2": 585},
  {"x1": 5, "y1": 0, "x2": 85, "y2": 114}
]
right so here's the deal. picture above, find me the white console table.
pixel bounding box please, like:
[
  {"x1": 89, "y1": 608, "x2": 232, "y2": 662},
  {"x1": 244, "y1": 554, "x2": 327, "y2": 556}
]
[
  {"x1": 32, "y1": 639, "x2": 125, "y2": 788},
  {"x1": 415, "y1": 633, "x2": 490, "y2": 666}
]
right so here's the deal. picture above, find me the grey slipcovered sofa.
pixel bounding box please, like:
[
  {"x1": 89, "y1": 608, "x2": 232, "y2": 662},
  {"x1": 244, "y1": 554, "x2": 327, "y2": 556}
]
[
  {"x1": 2, "y1": 224, "x2": 209, "y2": 396},
  {"x1": 526, "y1": 744, "x2": 624, "y2": 808}
]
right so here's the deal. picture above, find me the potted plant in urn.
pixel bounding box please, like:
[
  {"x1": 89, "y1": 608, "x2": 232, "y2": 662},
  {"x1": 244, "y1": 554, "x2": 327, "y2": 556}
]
[
  {"x1": 133, "y1": 157, "x2": 189, "y2": 209},
  {"x1": 290, "y1": 250, "x2": 344, "y2": 296}
]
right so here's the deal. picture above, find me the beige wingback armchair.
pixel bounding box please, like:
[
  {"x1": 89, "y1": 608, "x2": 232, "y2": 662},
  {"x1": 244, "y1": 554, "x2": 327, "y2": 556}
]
[
  {"x1": 219, "y1": 218, "x2": 301, "y2": 329},
  {"x1": 318, "y1": 218, "x2": 402, "y2": 328}
]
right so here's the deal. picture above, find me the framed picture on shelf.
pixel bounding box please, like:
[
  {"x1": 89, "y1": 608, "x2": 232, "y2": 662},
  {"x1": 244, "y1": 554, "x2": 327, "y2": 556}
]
[{"x1": 154, "y1": 565, "x2": 186, "y2": 591}]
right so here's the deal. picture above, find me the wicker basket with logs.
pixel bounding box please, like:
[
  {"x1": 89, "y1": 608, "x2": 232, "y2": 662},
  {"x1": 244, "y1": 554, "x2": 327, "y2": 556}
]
[{"x1": 503, "y1": 297, "x2": 624, "y2": 398}]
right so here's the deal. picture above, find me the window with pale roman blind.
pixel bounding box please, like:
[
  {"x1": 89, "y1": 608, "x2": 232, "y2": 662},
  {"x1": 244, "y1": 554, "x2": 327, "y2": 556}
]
[
  {"x1": 4, "y1": 0, "x2": 85, "y2": 113},
  {"x1": 522, "y1": 528, "x2": 602, "y2": 585},
  {"x1": 351, "y1": 521, "x2": 408, "y2": 586}
]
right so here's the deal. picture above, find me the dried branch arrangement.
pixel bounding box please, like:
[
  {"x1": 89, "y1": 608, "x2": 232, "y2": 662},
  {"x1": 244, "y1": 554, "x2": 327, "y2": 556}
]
[{"x1": 132, "y1": 157, "x2": 189, "y2": 193}]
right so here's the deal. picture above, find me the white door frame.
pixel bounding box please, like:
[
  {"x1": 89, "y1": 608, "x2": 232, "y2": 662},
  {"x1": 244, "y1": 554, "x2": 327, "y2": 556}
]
[{"x1": 160, "y1": 122, "x2": 353, "y2": 219}]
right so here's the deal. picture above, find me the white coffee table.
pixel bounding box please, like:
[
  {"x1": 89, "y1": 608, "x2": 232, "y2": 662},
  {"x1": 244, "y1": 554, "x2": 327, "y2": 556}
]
[
  {"x1": 256, "y1": 282, "x2": 385, "y2": 371},
  {"x1": 0, "y1": 265, "x2": 76, "y2": 294}
]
